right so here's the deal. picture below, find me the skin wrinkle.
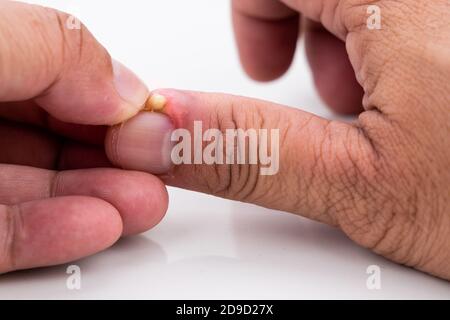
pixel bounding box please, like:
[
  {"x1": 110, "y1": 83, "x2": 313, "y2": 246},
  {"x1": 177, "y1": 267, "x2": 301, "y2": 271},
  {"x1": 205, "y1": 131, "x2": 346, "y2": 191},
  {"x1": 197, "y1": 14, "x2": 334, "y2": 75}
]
[
  {"x1": 1, "y1": 204, "x2": 24, "y2": 273},
  {"x1": 228, "y1": 104, "x2": 243, "y2": 199},
  {"x1": 216, "y1": 101, "x2": 236, "y2": 196},
  {"x1": 328, "y1": 125, "x2": 366, "y2": 194},
  {"x1": 422, "y1": 210, "x2": 450, "y2": 271},
  {"x1": 4, "y1": 206, "x2": 15, "y2": 271},
  {"x1": 289, "y1": 114, "x2": 317, "y2": 214},
  {"x1": 106, "y1": 123, "x2": 123, "y2": 169},
  {"x1": 0, "y1": 0, "x2": 448, "y2": 279},
  {"x1": 0, "y1": 13, "x2": 20, "y2": 97},
  {"x1": 334, "y1": 140, "x2": 393, "y2": 245},
  {"x1": 386, "y1": 212, "x2": 422, "y2": 265},
  {"x1": 230, "y1": 104, "x2": 268, "y2": 202},
  {"x1": 204, "y1": 105, "x2": 222, "y2": 193},
  {"x1": 227, "y1": 100, "x2": 251, "y2": 199},
  {"x1": 416, "y1": 192, "x2": 445, "y2": 266},
  {"x1": 0, "y1": 206, "x2": 11, "y2": 270},
  {"x1": 239, "y1": 163, "x2": 261, "y2": 203},
  {"x1": 54, "y1": 11, "x2": 68, "y2": 75},
  {"x1": 316, "y1": 123, "x2": 335, "y2": 218},
  {"x1": 363, "y1": 187, "x2": 412, "y2": 254},
  {"x1": 238, "y1": 106, "x2": 267, "y2": 202},
  {"x1": 35, "y1": 10, "x2": 64, "y2": 98},
  {"x1": 18, "y1": 22, "x2": 61, "y2": 101},
  {"x1": 49, "y1": 171, "x2": 61, "y2": 199},
  {"x1": 157, "y1": 0, "x2": 450, "y2": 275},
  {"x1": 239, "y1": 1, "x2": 448, "y2": 278},
  {"x1": 52, "y1": 10, "x2": 86, "y2": 72},
  {"x1": 305, "y1": 130, "x2": 328, "y2": 219}
]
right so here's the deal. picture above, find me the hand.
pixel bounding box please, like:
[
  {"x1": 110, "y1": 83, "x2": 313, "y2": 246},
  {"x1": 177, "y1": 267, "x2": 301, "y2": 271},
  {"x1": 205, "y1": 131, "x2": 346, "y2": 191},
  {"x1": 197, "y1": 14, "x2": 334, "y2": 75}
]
[
  {"x1": 0, "y1": 1, "x2": 169, "y2": 274},
  {"x1": 107, "y1": 0, "x2": 450, "y2": 279}
]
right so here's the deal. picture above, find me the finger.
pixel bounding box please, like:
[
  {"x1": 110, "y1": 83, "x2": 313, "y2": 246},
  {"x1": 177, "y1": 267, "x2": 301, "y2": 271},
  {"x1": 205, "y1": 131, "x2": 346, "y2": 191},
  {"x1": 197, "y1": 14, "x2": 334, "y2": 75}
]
[
  {"x1": 106, "y1": 112, "x2": 175, "y2": 175},
  {"x1": 0, "y1": 1, "x2": 148, "y2": 125},
  {"x1": 279, "y1": 0, "x2": 449, "y2": 115},
  {"x1": 231, "y1": 0, "x2": 364, "y2": 114},
  {"x1": 0, "y1": 120, "x2": 110, "y2": 170},
  {"x1": 0, "y1": 196, "x2": 122, "y2": 273},
  {"x1": 0, "y1": 120, "x2": 59, "y2": 169},
  {"x1": 106, "y1": 89, "x2": 377, "y2": 227},
  {"x1": 304, "y1": 20, "x2": 364, "y2": 115},
  {"x1": 58, "y1": 143, "x2": 112, "y2": 170},
  {"x1": 0, "y1": 165, "x2": 168, "y2": 236},
  {"x1": 106, "y1": 90, "x2": 450, "y2": 279},
  {"x1": 0, "y1": 101, "x2": 107, "y2": 146},
  {"x1": 232, "y1": 0, "x2": 299, "y2": 81}
]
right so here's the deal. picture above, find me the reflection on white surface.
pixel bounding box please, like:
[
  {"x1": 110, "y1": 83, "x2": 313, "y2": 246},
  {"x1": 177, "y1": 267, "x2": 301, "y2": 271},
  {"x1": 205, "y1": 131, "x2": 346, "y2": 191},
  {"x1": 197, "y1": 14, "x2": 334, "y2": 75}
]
[
  {"x1": 3, "y1": 0, "x2": 449, "y2": 299},
  {"x1": 2, "y1": 189, "x2": 449, "y2": 299}
]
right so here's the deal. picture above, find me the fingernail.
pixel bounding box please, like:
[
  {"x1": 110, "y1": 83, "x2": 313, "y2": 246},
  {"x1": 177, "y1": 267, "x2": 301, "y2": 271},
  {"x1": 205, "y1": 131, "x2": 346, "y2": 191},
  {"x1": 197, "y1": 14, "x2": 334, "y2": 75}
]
[
  {"x1": 106, "y1": 112, "x2": 174, "y2": 175},
  {"x1": 112, "y1": 59, "x2": 149, "y2": 111}
]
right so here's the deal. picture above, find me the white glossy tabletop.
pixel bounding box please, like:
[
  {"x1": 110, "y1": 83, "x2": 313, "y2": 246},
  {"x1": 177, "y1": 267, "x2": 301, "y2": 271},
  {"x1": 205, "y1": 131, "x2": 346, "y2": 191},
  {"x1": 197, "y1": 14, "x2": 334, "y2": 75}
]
[{"x1": 2, "y1": 0, "x2": 449, "y2": 299}]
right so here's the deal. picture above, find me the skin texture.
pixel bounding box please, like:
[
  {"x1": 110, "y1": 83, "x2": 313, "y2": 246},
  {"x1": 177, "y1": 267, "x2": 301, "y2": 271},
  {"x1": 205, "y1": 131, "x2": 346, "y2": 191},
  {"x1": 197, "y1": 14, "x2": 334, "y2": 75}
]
[
  {"x1": 0, "y1": 0, "x2": 448, "y2": 282},
  {"x1": 0, "y1": 1, "x2": 169, "y2": 273},
  {"x1": 107, "y1": 0, "x2": 450, "y2": 280}
]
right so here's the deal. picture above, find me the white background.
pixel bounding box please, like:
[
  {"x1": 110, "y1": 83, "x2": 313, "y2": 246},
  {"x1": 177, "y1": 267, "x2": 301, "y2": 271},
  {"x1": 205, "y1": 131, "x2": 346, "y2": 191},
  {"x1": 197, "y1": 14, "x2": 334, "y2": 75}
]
[{"x1": 1, "y1": 0, "x2": 449, "y2": 299}]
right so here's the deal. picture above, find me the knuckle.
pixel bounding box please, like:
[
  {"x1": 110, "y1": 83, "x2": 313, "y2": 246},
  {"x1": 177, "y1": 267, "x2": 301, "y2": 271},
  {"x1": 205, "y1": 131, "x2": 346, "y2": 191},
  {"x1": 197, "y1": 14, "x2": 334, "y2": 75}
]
[
  {"x1": 327, "y1": 124, "x2": 397, "y2": 252},
  {"x1": 307, "y1": 120, "x2": 379, "y2": 224},
  {"x1": 355, "y1": 110, "x2": 450, "y2": 274},
  {"x1": 197, "y1": 98, "x2": 273, "y2": 202},
  {"x1": 350, "y1": 195, "x2": 429, "y2": 269},
  {"x1": 345, "y1": 0, "x2": 450, "y2": 110},
  {"x1": 338, "y1": 150, "x2": 445, "y2": 270}
]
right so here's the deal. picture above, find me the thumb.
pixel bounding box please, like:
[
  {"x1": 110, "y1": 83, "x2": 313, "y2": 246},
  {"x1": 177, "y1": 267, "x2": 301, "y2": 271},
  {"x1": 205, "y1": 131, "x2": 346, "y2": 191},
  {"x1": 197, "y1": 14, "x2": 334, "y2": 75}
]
[
  {"x1": 105, "y1": 89, "x2": 378, "y2": 227},
  {"x1": 0, "y1": 1, "x2": 148, "y2": 125}
]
